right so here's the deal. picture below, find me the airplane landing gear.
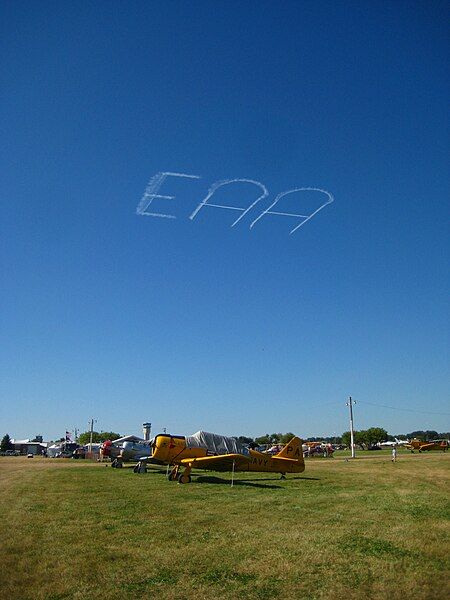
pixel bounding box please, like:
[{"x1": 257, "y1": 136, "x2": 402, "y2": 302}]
[
  {"x1": 133, "y1": 460, "x2": 147, "y2": 473},
  {"x1": 167, "y1": 466, "x2": 179, "y2": 481},
  {"x1": 178, "y1": 466, "x2": 192, "y2": 484},
  {"x1": 111, "y1": 458, "x2": 123, "y2": 468},
  {"x1": 280, "y1": 473, "x2": 286, "y2": 480}
]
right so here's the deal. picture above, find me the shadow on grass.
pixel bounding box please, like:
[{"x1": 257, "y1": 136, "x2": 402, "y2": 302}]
[
  {"x1": 234, "y1": 475, "x2": 320, "y2": 482},
  {"x1": 194, "y1": 475, "x2": 283, "y2": 489},
  {"x1": 121, "y1": 465, "x2": 169, "y2": 474},
  {"x1": 146, "y1": 468, "x2": 170, "y2": 474},
  {"x1": 193, "y1": 475, "x2": 319, "y2": 487}
]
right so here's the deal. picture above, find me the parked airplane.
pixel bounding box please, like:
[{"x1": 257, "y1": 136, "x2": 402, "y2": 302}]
[
  {"x1": 379, "y1": 439, "x2": 410, "y2": 448},
  {"x1": 140, "y1": 431, "x2": 305, "y2": 483},
  {"x1": 101, "y1": 436, "x2": 152, "y2": 467},
  {"x1": 406, "y1": 439, "x2": 449, "y2": 452}
]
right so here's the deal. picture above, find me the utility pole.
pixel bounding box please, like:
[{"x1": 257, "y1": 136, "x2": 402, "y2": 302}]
[
  {"x1": 346, "y1": 396, "x2": 356, "y2": 458},
  {"x1": 88, "y1": 418, "x2": 96, "y2": 456}
]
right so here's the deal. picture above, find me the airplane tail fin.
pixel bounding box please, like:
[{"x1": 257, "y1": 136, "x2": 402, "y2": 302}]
[{"x1": 276, "y1": 437, "x2": 304, "y2": 461}]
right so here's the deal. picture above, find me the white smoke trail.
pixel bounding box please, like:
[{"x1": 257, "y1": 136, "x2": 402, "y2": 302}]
[
  {"x1": 249, "y1": 187, "x2": 334, "y2": 234},
  {"x1": 189, "y1": 178, "x2": 269, "y2": 227},
  {"x1": 136, "y1": 171, "x2": 200, "y2": 219}
]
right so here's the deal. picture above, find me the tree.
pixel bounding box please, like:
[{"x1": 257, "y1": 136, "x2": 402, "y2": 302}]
[
  {"x1": 237, "y1": 436, "x2": 254, "y2": 444},
  {"x1": 353, "y1": 430, "x2": 367, "y2": 449},
  {"x1": 255, "y1": 434, "x2": 271, "y2": 445},
  {"x1": 280, "y1": 432, "x2": 296, "y2": 444},
  {"x1": 1, "y1": 434, "x2": 13, "y2": 452},
  {"x1": 78, "y1": 431, "x2": 121, "y2": 445},
  {"x1": 406, "y1": 430, "x2": 439, "y2": 441},
  {"x1": 341, "y1": 431, "x2": 351, "y2": 447},
  {"x1": 342, "y1": 428, "x2": 388, "y2": 449},
  {"x1": 365, "y1": 427, "x2": 388, "y2": 447}
]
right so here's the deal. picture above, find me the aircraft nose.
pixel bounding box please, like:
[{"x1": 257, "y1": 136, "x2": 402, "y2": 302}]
[{"x1": 101, "y1": 441, "x2": 112, "y2": 456}]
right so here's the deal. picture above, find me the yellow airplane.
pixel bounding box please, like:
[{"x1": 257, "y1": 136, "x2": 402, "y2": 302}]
[
  {"x1": 149, "y1": 431, "x2": 305, "y2": 483},
  {"x1": 407, "y1": 439, "x2": 449, "y2": 452}
]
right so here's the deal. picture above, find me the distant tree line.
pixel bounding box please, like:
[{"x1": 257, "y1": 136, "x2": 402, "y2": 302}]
[
  {"x1": 393, "y1": 430, "x2": 450, "y2": 441},
  {"x1": 238, "y1": 428, "x2": 450, "y2": 448},
  {"x1": 239, "y1": 433, "x2": 297, "y2": 446},
  {"x1": 305, "y1": 436, "x2": 343, "y2": 443},
  {"x1": 3, "y1": 428, "x2": 449, "y2": 450},
  {"x1": 77, "y1": 431, "x2": 121, "y2": 445},
  {"x1": 341, "y1": 427, "x2": 388, "y2": 449}
]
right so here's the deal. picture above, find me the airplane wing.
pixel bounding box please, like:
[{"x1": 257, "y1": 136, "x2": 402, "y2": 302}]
[{"x1": 180, "y1": 453, "x2": 250, "y2": 472}]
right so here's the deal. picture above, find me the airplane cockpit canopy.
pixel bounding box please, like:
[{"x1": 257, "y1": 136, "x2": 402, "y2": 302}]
[{"x1": 185, "y1": 431, "x2": 247, "y2": 455}]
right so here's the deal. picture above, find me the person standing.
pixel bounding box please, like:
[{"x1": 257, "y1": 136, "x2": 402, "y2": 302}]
[{"x1": 392, "y1": 445, "x2": 397, "y2": 462}]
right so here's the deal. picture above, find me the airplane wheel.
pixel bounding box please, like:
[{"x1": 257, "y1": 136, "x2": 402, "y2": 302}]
[
  {"x1": 133, "y1": 465, "x2": 139, "y2": 473},
  {"x1": 116, "y1": 461, "x2": 123, "y2": 468},
  {"x1": 178, "y1": 473, "x2": 191, "y2": 484}
]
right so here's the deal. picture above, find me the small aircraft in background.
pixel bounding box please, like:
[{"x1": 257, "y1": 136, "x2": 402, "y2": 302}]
[
  {"x1": 101, "y1": 436, "x2": 153, "y2": 467},
  {"x1": 140, "y1": 431, "x2": 305, "y2": 483},
  {"x1": 406, "y1": 439, "x2": 449, "y2": 452},
  {"x1": 379, "y1": 438, "x2": 410, "y2": 448}
]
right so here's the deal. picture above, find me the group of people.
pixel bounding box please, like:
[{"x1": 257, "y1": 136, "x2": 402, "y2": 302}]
[{"x1": 303, "y1": 443, "x2": 334, "y2": 458}]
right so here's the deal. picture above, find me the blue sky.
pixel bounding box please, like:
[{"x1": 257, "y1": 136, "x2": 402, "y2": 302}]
[{"x1": 1, "y1": 1, "x2": 448, "y2": 441}]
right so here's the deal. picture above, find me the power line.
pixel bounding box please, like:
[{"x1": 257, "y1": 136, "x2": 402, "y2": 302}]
[
  {"x1": 319, "y1": 400, "x2": 345, "y2": 407},
  {"x1": 357, "y1": 400, "x2": 450, "y2": 416}
]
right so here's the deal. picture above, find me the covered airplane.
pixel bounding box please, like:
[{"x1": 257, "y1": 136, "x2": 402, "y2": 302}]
[{"x1": 138, "y1": 431, "x2": 305, "y2": 483}]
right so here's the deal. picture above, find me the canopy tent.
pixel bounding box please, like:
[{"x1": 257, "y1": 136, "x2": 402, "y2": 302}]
[{"x1": 47, "y1": 444, "x2": 62, "y2": 457}]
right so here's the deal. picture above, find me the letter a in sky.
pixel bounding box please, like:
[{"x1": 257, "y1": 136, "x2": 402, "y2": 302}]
[
  {"x1": 250, "y1": 187, "x2": 334, "y2": 234},
  {"x1": 189, "y1": 179, "x2": 268, "y2": 227}
]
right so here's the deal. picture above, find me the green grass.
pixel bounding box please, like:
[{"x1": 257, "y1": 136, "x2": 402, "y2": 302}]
[{"x1": 0, "y1": 452, "x2": 449, "y2": 599}]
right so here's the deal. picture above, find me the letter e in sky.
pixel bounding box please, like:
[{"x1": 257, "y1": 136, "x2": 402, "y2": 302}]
[{"x1": 136, "y1": 172, "x2": 201, "y2": 219}]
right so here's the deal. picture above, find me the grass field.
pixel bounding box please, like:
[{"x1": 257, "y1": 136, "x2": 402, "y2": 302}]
[{"x1": 1, "y1": 451, "x2": 449, "y2": 600}]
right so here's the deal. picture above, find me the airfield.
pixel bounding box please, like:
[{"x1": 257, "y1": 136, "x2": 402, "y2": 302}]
[{"x1": 1, "y1": 450, "x2": 449, "y2": 600}]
